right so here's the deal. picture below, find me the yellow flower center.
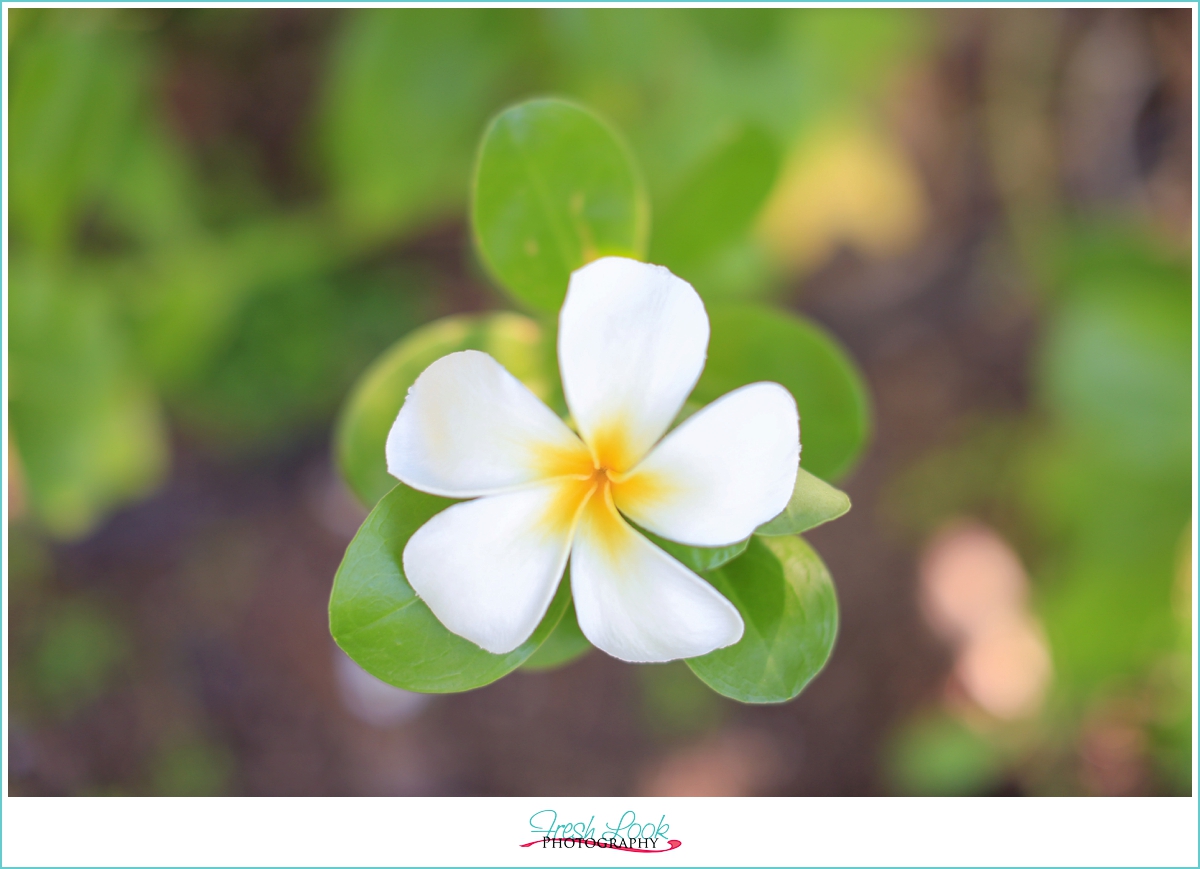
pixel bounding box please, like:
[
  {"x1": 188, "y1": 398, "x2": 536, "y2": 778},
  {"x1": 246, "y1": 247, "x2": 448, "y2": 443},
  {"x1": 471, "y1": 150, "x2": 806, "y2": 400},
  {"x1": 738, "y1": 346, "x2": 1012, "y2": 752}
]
[{"x1": 531, "y1": 428, "x2": 672, "y2": 548}]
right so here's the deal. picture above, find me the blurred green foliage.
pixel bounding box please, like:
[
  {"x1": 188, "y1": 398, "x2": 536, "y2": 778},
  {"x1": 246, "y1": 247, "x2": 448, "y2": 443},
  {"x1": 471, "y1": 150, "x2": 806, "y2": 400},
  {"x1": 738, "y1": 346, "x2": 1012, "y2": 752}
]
[
  {"x1": 319, "y1": 9, "x2": 535, "y2": 241},
  {"x1": 9, "y1": 10, "x2": 145, "y2": 253},
  {"x1": 648, "y1": 123, "x2": 781, "y2": 294},
  {"x1": 174, "y1": 266, "x2": 430, "y2": 451},
  {"x1": 886, "y1": 713, "x2": 1004, "y2": 796},
  {"x1": 1024, "y1": 225, "x2": 1191, "y2": 789},
  {"x1": 9, "y1": 7, "x2": 924, "y2": 537},
  {"x1": 639, "y1": 661, "x2": 728, "y2": 738},
  {"x1": 10, "y1": 259, "x2": 168, "y2": 537},
  {"x1": 1000, "y1": 1, "x2": 1194, "y2": 780},
  {"x1": 884, "y1": 222, "x2": 1191, "y2": 794},
  {"x1": 33, "y1": 600, "x2": 130, "y2": 717},
  {"x1": 150, "y1": 738, "x2": 235, "y2": 796}
]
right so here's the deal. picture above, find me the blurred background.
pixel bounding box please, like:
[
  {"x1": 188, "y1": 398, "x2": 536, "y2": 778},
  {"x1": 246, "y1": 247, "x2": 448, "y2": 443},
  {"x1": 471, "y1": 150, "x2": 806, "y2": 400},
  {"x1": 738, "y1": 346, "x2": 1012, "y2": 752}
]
[{"x1": 6, "y1": 7, "x2": 1192, "y2": 796}]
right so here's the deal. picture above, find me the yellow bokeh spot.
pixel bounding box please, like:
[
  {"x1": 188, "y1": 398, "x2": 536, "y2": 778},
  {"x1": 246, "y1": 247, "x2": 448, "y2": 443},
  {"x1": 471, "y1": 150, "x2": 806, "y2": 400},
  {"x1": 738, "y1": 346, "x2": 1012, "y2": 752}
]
[{"x1": 757, "y1": 116, "x2": 929, "y2": 275}]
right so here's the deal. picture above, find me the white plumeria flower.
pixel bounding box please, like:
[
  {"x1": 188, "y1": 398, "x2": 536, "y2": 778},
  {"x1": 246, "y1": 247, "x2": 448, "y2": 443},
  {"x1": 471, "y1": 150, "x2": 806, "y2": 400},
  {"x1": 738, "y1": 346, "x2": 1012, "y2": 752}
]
[{"x1": 386, "y1": 257, "x2": 800, "y2": 663}]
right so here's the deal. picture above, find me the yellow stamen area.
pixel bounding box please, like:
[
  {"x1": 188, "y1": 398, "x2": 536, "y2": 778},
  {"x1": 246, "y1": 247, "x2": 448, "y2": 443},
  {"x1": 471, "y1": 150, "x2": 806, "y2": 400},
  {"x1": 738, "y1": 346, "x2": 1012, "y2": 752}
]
[
  {"x1": 586, "y1": 423, "x2": 639, "y2": 475},
  {"x1": 537, "y1": 475, "x2": 599, "y2": 538},
  {"x1": 577, "y1": 477, "x2": 630, "y2": 560},
  {"x1": 535, "y1": 469, "x2": 632, "y2": 561},
  {"x1": 530, "y1": 440, "x2": 596, "y2": 480},
  {"x1": 609, "y1": 468, "x2": 672, "y2": 517},
  {"x1": 531, "y1": 429, "x2": 676, "y2": 557}
]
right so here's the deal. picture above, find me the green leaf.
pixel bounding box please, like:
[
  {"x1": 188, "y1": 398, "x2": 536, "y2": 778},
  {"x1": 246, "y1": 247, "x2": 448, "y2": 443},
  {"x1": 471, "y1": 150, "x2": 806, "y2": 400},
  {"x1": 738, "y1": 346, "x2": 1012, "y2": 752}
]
[
  {"x1": 756, "y1": 466, "x2": 851, "y2": 536},
  {"x1": 329, "y1": 483, "x2": 570, "y2": 693},
  {"x1": 693, "y1": 303, "x2": 871, "y2": 481},
  {"x1": 520, "y1": 600, "x2": 592, "y2": 672},
  {"x1": 471, "y1": 97, "x2": 649, "y2": 312},
  {"x1": 641, "y1": 528, "x2": 749, "y2": 573},
  {"x1": 334, "y1": 312, "x2": 554, "y2": 508},
  {"x1": 687, "y1": 535, "x2": 838, "y2": 703},
  {"x1": 649, "y1": 123, "x2": 781, "y2": 280}
]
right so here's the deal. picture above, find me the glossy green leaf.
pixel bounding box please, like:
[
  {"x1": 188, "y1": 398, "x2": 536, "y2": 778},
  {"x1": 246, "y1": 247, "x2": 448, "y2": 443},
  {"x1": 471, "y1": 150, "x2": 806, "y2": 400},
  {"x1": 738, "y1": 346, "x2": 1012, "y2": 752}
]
[
  {"x1": 335, "y1": 312, "x2": 554, "y2": 508},
  {"x1": 687, "y1": 535, "x2": 838, "y2": 703},
  {"x1": 756, "y1": 466, "x2": 851, "y2": 536},
  {"x1": 693, "y1": 303, "x2": 870, "y2": 481},
  {"x1": 520, "y1": 600, "x2": 592, "y2": 672},
  {"x1": 471, "y1": 98, "x2": 649, "y2": 312},
  {"x1": 649, "y1": 123, "x2": 781, "y2": 280},
  {"x1": 329, "y1": 483, "x2": 571, "y2": 693},
  {"x1": 641, "y1": 529, "x2": 749, "y2": 573}
]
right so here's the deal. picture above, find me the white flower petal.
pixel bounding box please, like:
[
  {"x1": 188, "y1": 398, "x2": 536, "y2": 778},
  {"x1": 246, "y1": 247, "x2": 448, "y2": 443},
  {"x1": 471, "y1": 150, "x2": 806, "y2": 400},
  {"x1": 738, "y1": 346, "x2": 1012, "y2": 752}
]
[
  {"x1": 558, "y1": 257, "x2": 709, "y2": 472},
  {"x1": 403, "y1": 481, "x2": 589, "y2": 654},
  {"x1": 387, "y1": 350, "x2": 591, "y2": 498},
  {"x1": 614, "y1": 383, "x2": 800, "y2": 547},
  {"x1": 570, "y1": 489, "x2": 744, "y2": 663}
]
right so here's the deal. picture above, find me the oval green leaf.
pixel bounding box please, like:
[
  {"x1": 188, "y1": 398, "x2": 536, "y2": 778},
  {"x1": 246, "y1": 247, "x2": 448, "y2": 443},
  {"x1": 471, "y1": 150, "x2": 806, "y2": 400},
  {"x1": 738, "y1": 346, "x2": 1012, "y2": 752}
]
[
  {"x1": 334, "y1": 312, "x2": 555, "y2": 508},
  {"x1": 687, "y1": 535, "x2": 838, "y2": 704},
  {"x1": 756, "y1": 466, "x2": 851, "y2": 536},
  {"x1": 329, "y1": 482, "x2": 571, "y2": 693},
  {"x1": 693, "y1": 303, "x2": 871, "y2": 482},
  {"x1": 471, "y1": 98, "x2": 649, "y2": 312}
]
